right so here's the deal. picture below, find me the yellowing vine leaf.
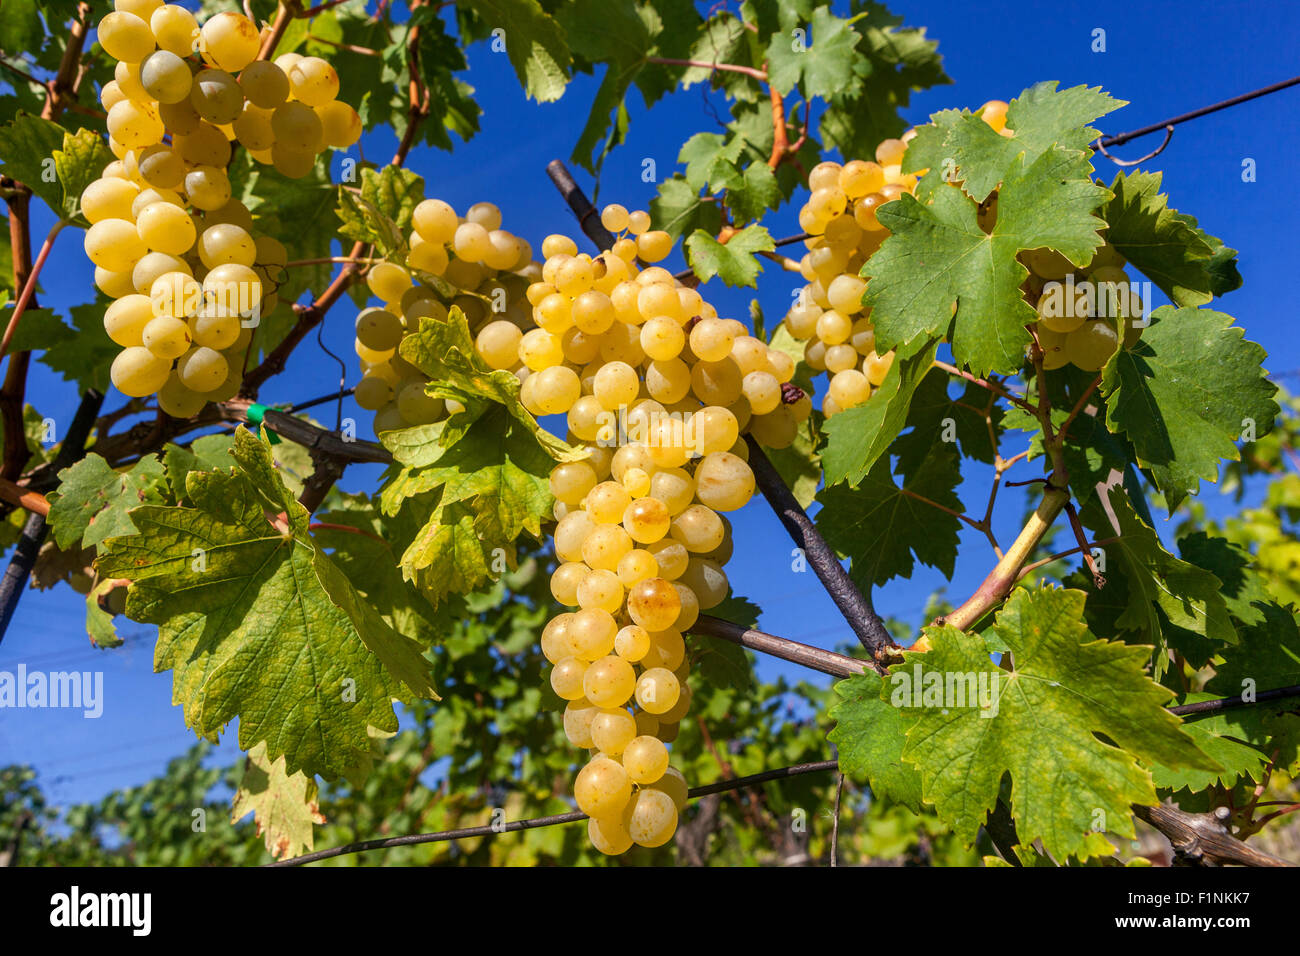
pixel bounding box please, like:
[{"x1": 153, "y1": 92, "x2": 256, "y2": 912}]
[
  {"x1": 97, "y1": 429, "x2": 437, "y2": 780},
  {"x1": 231, "y1": 741, "x2": 325, "y2": 861}
]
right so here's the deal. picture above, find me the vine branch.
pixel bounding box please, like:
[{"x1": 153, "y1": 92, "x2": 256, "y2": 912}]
[{"x1": 691, "y1": 614, "x2": 868, "y2": 679}]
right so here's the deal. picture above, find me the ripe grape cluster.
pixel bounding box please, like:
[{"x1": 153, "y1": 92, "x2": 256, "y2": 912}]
[
  {"x1": 352, "y1": 199, "x2": 535, "y2": 433},
  {"x1": 783, "y1": 100, "x2": 1144, "y2": 405},
  {"x1": 348, "y1": 197, "x2": 781, "y2": 852},
  {"x1": 525, "y1": 206, "x2": 815, "y2": 853},
  {"x1": 84, "y1": 2, "x2": 361, "y2": 412},
  {"x1": 381, "y1": 201, "x2": 797, "y2": 852}
]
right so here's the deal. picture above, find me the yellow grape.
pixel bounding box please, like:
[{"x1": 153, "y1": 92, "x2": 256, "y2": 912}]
[
  {"x1": 200, "y1": 12, "x2": 261, "y2": 73},
  {"x1": 622, "y1": 736, "x2": 669, "y2": 785},
  {"x1": 582, "y1": 656, "x2": 636, "y2": 708},
  {"x1": 590, "y1": 708, "x2": 637, "y2": 755},
  {"x1": 574, "y1": 756, "x2": 632, "y2": 818}
]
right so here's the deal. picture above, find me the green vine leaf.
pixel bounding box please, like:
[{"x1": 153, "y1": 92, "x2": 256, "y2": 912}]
[
  {"x1": 865, "y1": 145, "x2": 1109, "y2": 375},
  {"x1": 556, "y1": 0, "x2": 651, "y2": 174},
  {"x1": 458, "y1": 0, "x2": 570, "y2": 103},
  {"x1": 685, "y1": 223, "x2": 774, "y2": 287},
  {"x1": 46, "y1": 453, "x2": 166, "y2": 550},
  {"x1": 902, "y1": 585, "x2": 1218, "y2": 860},
  {"x1": 85, "y1": 579, "x2": 124, "y2": 650},
  {"x1": 906, "y1": 83, "x2": 1124, "y2": 204},
  {"x1": 336, "y1": 166, "x2": 423, "y2": 259},
  {"x1": 1206, "y1": 601, "x2": 1300, "y2": 700},
  {"x1": 315, "y1": 493, "x2": 449, "y2": 647},
  {"x1": 2, "y1": 306, "x2": 73, "y2": 355},
  {"x1": 379, "y1": 310, "x2": 582, "y2": 606},
  {"x1": 39, "y1": 298, "x2": 122, "y2": 396},
  {"x1": 97, "y1": 429, "x2": 438, "y2": 780},
  {"x1": 827, "y1": 670, "x2": 924, "y2": 812},
  {"x1": 1148, "y1": 698, "x2": 1268, "y2": 794},
  {"x1": 1176, "y1": 532, "x2": 1271, "y2": 629},
  {"x1": 723, "y1": 161, "x2": 780, "y2": 223},
  {"x1": 0, "y1": 111, "x2": 65, "y2": 215},
  {"x1": 765, "y1": 6, "x2": 861, "y2": 101},
  {"x1": 1103, "y1": 170, "x2": 1241, "y2": 307},
  {"x1": 53, "y1": 126, "x2": 114, "y2": 225},
  {"x1": 650, "y1": 174, "x2": 722, "y2": 241},
  {"x1": 1103, "y1": 306, "x2": 1278, "y2": 510},
  {"x1": 817, "y1": 3, "x2": 949, "y2": 160},
  {"x1": 816, "y1": 442, "x2": 962, "y2": 588},
  {"x1": 820, "y1": 343, "x2": 938, "y2": 487},
  {"x1": 1078, "y1": 486, "x2": 1236, "y2": 670},
  {"x1": 162, "y1": 434, "x2": 237, "y2": 503}
]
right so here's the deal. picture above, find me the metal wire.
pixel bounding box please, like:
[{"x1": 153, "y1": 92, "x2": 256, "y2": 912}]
[
  {"x1": 1094, "y1": 74, "x2": 1300, "y2": 149},
  {"x1": 314, "y1": 318, "x2": 347, "y2": 432}
]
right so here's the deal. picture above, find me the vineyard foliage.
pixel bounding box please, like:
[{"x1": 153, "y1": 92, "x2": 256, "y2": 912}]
[{"x1": 0, "y1": 0, "x2": 1297, "y2": 865}]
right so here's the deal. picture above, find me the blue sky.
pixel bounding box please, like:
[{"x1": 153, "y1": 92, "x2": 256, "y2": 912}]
[{"x1": 2, "y1": 0, "x2": 1298, "y2": 811}]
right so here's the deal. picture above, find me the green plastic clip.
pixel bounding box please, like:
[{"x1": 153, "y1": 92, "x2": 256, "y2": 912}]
[{"x1": 245, "y1": 403, "x2": 282, "y2": 444}]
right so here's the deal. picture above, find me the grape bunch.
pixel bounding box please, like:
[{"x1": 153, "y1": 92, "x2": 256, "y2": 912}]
[
  {"x1": 352, "y1": 199, "x2": 537, "y2": 434},
  {"x1": 456, "y1": 203, "x2": 808, "y2": 853},
  {"x1": 83, "y1": 2, "x2": 360, "y2": 412},
  {"x1": 780, "y1": 131, "x2": 921, "y2": 417},
  {"x1": 783, "y1": 99, "x2": 1145, "y2": 408},
  {"x1": 1024, "y1": 244, "x2": 1143, "y2": 372},
  {"x1": 525, "y1": 217, "x2": 766, "y2": 853}
]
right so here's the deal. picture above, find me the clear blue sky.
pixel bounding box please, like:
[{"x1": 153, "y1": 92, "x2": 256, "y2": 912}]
[{"x1": 3, "y1": 0, "x2": 1297, "y2": 810}]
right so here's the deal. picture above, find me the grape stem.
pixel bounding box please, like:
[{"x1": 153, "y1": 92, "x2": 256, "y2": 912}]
[
  {"x1": 0, "y1": 219, "x2": 67, "y2": 363},
  {"x1": 283, "y1": 256, "x2": 384, "y2": 268},
  {"x1": 643, "y1": 57, "x2": 768, "y2": 82},
  {"x1": 307, "y1": 521, "x2": 383, "y2": 541},
  {"x1": 742, "y1": 434, "x2": 898, "y2": 663},
  {"x1": 299, "y1": 0, "x2": 352, "y2": 16},
  {"x1": 0, "y1": 58, "x2": 43, "y2": 91},
  {"x1": 266, "y1": 759, "x2": 841, "y2": 866},
  {"x1": 0, "y1": 388, "x2": 102, "y2": 649},
  {"x1": 931, "y1": 360, "x2": 1035, "y2": 413},
  {"x1": 940, "y1": 348, "x2": 1074, "y2": 630},
  {"x1": 1, "y1": 188, "x2": 35, "y2": 482},
  {"x1": 939, "y1": 486, "x2": 1071, "y2": 632},
  {"x1": 305, "y1": 33, "x2": 380, "y2": 56},
  {"x1": 41, "y1": 3, "x2": 91, "y2": 121},
  {"x1": 767, "y1": 83, "x2": 788, "y2": 168},
  {"x1": 1056, "y1": 373, "x2": 1103, "y2": 442},
  {"x1": 1015, "y1": 536, "x2": 1118, "y2": 580},
  {"x1": 256, "y1": 2, "x2": 300, "y2": 62}
]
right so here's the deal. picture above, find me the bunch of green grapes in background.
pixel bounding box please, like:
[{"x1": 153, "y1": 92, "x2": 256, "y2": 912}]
[
  {"x1": 1024, "y1": 243, "x2": 1144, "y2": 371},
  {"x1": 779, "y1": 130, "x2": 923, "y2": 417},
  {"x1": 782, "y1": 99, "x2": 1147, "y2": 406},
  {"x1": 84, "y1": 1, "x2": 361, "y2": 414}
]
